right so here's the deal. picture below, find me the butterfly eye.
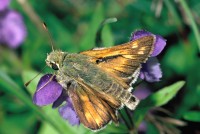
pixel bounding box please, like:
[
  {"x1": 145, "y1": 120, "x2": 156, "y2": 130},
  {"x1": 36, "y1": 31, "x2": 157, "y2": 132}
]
[{"x1": 51, "y1": 63, "x2": 59, "y2": 70}]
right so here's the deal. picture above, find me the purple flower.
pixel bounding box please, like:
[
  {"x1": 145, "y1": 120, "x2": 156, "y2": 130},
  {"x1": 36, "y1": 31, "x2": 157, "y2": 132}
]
[
  {"x1": 0, "y1": 0, "x2": 10, "y2": 11},
  {"x1": 59, "y1": 98, "x2": 80, "y2": 126},
  {"x1": 140, "y1": 57, "x2": 162, "y2": 82},
  {"x1": 0, "y1": 3, "x2": 26, "y2": 48},
  {"x1": 131, "y1": 30, "x2": 166, "y2": 82},
  {"x1": 138, "y1": 121, "x2": 147, "y2": 133},
  {"x1": 134, "y1": 84, "x2": 151, "y2": 100},
  {"x1": 33, "y1": 74, "x2": 80, "y2": 126},
  {"x1": 33, "y1": 74, "x2": 63, "y2": 106}
]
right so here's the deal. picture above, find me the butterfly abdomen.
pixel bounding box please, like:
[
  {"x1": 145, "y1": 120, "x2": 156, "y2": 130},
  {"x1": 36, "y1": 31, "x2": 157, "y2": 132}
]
[
  {"x1": 105, "y1": 82, "x2": 139, "y2": 110},
  {"x1": 123, "y1": 94, "x2": 139, "y2": 110}
]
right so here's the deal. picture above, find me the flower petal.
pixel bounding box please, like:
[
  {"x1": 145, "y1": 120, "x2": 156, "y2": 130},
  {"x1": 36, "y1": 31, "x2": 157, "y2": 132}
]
[
  {"x1": 1, "y1": 10, "x2": 26, "y2": 48},
  {"x1": 138, "y1": 121, "x2": 147, "y2": 133},
  {"x1": 52, "y1": 90, "x2": 68, "y2": 109},
  {"x1": 130, "y1": 30, "x2": 152, "y2": 41},
  {"x1": 151, "y1": 35, "x2": 166, "y2": 57},
  {"x1": 0, "y1": 0, "x2": 10, "y2": 11},
  {"x1": 59, "y1": 98, "x2": 80, "y2": 126},
  {"x1": 33, "y1": 74, "x2": 63, "y2": 106},
  {"x1": 134, "y1": 84, "x2": 151, "y2": 100},
  {"x1": 130, "y1": 30, "x2": 166, "y2": 56},
  {"x1": 139, "y1": 57, "x2": 162, "y2": 82}
]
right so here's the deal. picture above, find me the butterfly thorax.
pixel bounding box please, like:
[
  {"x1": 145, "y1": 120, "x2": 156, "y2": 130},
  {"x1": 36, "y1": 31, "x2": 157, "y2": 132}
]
[{"x1": 60, "y1": 53, "x2": 116, "y2": 91}]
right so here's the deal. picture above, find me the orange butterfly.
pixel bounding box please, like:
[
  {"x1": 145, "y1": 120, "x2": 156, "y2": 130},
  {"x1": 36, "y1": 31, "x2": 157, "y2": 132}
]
[{"x1": 45, "y1": 35, "x2": 155, "y2": 130}]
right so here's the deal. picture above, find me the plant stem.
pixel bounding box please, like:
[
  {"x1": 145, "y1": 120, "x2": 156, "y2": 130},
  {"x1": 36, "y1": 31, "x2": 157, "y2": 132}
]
[
  {"x1": 119, "y1": 110, "x2": 132, "y2": 130},
  {"x1": 124, "y1": 107, "x2": 134, "y2": 127}
]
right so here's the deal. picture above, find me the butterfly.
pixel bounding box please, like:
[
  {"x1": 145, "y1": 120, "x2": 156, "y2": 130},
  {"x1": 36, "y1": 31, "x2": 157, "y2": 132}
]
[{"x1": 45, "y1": 35, "x2": 155, "y2": 130}]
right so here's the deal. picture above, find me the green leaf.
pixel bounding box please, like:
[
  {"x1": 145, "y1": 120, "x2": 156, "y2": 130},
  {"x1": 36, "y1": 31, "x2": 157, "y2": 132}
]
[
  {"x1": 79, "y1": 2, "x2": 104, "y2": 50},
  {"x1": 162, "y1": 34, "x2": 198, "y2": 76},
  {"x1": 0, "y1": 112, "x2": 37, "y2": 134},
  {"x1": 95, "y1": 17, "x2": 116, "y2": 47},
  {"x1": 178, "y1": 0, "x2": 200, "y2": 52},
  {"x1": 139, "y1": 81, "x2": 185, "y2": 108},
  {"x1": 39, "y1": 122, "x2": 90, "y2": 134},
  {"x1": 0, "y1": 47, "x2": 22, "y2": 74},
  {"x1": 146, "y1": 122, "x2": 159, "y2": 134},
  {"x1": 101, "y1": 24, "x2": 115, "y2": 47},
  {"x1": 133, "y1": 81, "x2": 185, "y2": 127},
  {"x1": 39, "y1": 122, "x2": 60, "y2": 134},
  {"x1": 183, "y1": 111, "x2": 200, "y2": 122},
  {"x1": 22, "y1": 70, "x2": 43, "y2": 95},
  {"x1": 98, "y1": 123, "x2": 127, "y2": 134},
  {"x1": 41, "y1": 105, "x2": 87, "y2": 134},
  {"x1": 175, "y1": 61, "x2": 200, "y2": 117},
  {"x1": 0, "y1": 71, "x2": 32, "y2": 106},
  {"x1": 45, "y1": 14, "x2": 78, "y2": 52},
  {"x1": 0, "y1": 70, "x2": 75, "y2": 134}
]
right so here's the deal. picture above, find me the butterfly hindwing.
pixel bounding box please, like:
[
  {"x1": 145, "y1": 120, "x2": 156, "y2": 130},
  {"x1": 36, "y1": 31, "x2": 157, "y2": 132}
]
[
  {"x1": 81, "y1": 36, "x2": 155, "y2": 89},
  {"x1": 67, "y1": 80, "x2": 121, "y2": 130}
]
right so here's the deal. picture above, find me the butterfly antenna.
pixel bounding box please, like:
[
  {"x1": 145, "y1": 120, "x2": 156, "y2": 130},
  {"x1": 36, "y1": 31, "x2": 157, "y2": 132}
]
[
  {"x1": 25, "y1": 65, "x2": 47, "y2": 87},
  {"x1": 42, "y1": 22, "x2": 55, "y2": 51},
  {"x1": 36, "y1": 73, "x2": 56, "y2": 92}
]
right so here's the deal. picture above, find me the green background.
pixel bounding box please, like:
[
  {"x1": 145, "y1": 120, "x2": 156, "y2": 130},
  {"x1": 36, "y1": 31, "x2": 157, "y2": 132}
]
[{"x1": 0, "y1": 0, "x2": 200, "y2": 134}]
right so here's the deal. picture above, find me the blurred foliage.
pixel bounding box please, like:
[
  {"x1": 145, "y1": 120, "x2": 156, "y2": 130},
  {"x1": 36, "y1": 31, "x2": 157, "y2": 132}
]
[{"x1": 0, "y1": 0, "x2": 200, "y2": 134}]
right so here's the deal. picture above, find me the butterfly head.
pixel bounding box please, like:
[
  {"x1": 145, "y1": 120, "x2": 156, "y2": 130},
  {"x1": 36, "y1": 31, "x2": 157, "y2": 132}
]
[{"x1": 46, "y1": 50, "x2": 66, "y2": 70}]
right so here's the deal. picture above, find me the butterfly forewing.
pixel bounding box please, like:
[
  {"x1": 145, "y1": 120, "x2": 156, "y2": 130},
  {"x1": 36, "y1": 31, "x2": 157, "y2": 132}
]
[
  {"x1": 68, "y1": 80, "x2": 120, "y2": 130},
  {"x1": 81, "y1": 36, "x2": 155, "y2": 89}
]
